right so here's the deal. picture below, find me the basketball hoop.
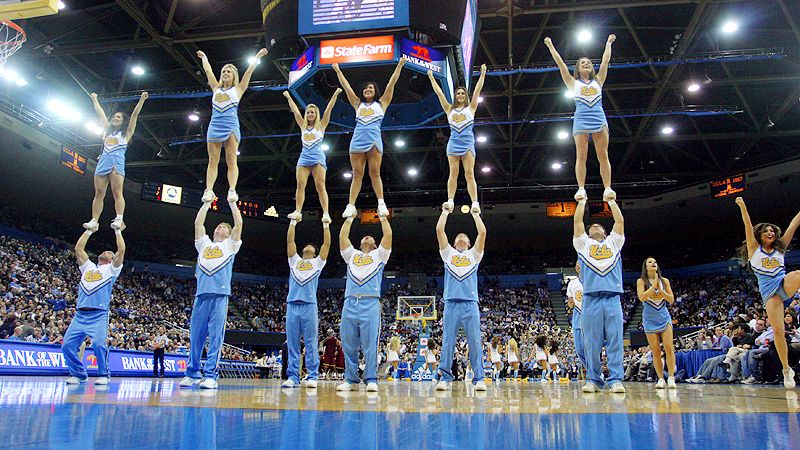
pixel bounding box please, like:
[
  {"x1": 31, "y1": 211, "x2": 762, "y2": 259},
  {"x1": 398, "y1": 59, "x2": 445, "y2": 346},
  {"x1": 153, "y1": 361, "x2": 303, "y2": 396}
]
[{"x1": 0, "y1": 21, "x2": 26, "y2": 67}]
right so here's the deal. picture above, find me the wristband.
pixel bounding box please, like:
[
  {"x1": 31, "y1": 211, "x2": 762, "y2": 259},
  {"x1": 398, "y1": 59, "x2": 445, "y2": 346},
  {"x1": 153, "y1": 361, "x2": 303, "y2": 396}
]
[
  {"x1": 290, "y1": 219, "x2": 297, "y2": 226},
  {"x1": 114, "y1": 229, "x2": 122, "y2": 236},
  {"x1": 607, "y1": 200, "x2": 617, "y2": 207},
  {"x1": 322, "y1": 222, "x2": 330, "y2": 229}
]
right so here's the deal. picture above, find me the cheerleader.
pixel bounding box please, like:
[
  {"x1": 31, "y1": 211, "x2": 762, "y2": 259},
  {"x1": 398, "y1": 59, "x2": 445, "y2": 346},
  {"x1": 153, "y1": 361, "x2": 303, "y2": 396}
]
[
  {"x1": 534, "y1": 335, "x2": 549, "y2": 381},
  {"x1": 386, "y1": 335, "x2": 401, "y2": 378},
  {"x1": 424, "y1": 340, "x2": 438, "y2": 376},
  {"x1": 196, "y1": 48, "x2": 268, "y2": 204},
  {"x1": 736, "y1": 197, "x2": 800, "y2": 388},
  {"x1": 488, "y1": 337, "x2": 503, "y2": 381},
  {"x1": 636, "y1": 257, "x2": 677, "y2": 389},
  {"x1": 544, "y1": 34, "x2": 616, "y2": 202},
  {"x1": 283, "y1": 88, "x2": 343, "y2": 224},
  {"x1": 332, "y1": 57, "x2": 406, "y2": 219},
  {"x1": 82, "y1": 92, "x2": 148, "y2": 232},
  {"x1": 507, "y1": 338, "x2": 520, "y2": 380},
  {"x1": 547, "y1": 341, "x2": 561, "y2": 381},
  {"x1": 427, "y1": 64, "x2": 487, "y2": 214}
]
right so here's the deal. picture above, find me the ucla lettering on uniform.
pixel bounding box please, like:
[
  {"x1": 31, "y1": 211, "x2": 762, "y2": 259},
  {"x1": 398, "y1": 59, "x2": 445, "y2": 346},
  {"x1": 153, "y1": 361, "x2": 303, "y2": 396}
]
[
  {"x1": 761, "y1": 257, "x2": 781, "y2": 269},
  {"x1": 83, "y1": 270, "x2": 103, "y2": 282},
  {"x1": 214, "y1": 92, "x2": 231, "y2": 103},
  {"x1": 359, "y1": 107, "x2": 375, "y2": 116},
  {"x1": 451, "y1": 255, "x2": 472, "y2": 267},
  {"x1": 353, "y1": 254, "x2": 374, "y2": 266},
  {"x1": 297, "y1": 260, "x2": 313, "y2": 271},
  {"x1": 203, "y1": 246, "x2": 224, "y2": 259},
  {"x1": 588, "y1": 244, "x2": 613, "y2": 260}
]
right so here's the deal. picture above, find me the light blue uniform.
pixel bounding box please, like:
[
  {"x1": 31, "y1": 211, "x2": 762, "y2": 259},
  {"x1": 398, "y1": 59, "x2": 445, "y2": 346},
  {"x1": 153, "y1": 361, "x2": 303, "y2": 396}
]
[
  {"x1": 286, "y1": 254, "x2": 326, "y2": 384},
  {"x1": 207, "y1": 86, "x2": 241, "y2": 143},
  {"x1": 642, "y1": 279, "x2": 672, "y2": 333},
  {"x1": 350, "y1": 101, "x2": 384, "y2": 153},
  {"x1": 438, "y1": 245, "x2": 485, "y2": 384},
  {"x1": 94, "y1": 131, "x2": 127, "y2": 176},
  {"x1": 566, "y1": 277, "x2": 586, "y2": 367},
  {"x1": 340, "y1": 245, "x2": 391, "y2": 385},
  {"x1": 187, "y1": 235, "x2": 241, "y2": 381},
  {"x1": 750, "y1": 247, "x2": 790, "y2": 303},
  {"x1": 297, "y1": 126, "x2": 327, "y2": 169},
  {"x1": 446, "y1": 107, "x2": 475, "y2": 157},
  {"x1": 572, "y1": 78, "x2": 608, "y2": 135},
  {"x1": 574, "y1": 231, "x2": 625, "y2": 386},
  {"x1": 62, "y1": 261, "x2": 122, "y2": 380}
]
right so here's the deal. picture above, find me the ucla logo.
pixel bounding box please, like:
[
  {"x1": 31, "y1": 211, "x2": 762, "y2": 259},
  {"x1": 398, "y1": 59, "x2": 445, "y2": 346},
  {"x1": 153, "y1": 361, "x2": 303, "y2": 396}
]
[
  {"x1": 451, "y1": 255, "x2": 472, "y2": 267},
  {"x1": 214, "y1": 92, "x2": 231, "y2": 103},
  {"x1": 297, "y1": 260, "x2": 313, "y2": 271},
  {"x1": 589, "y1": 244, "x2": 613, "y2": 260},
  {"x1": 302, "y1": 132, "x2": 316, "y2": 142},
  {"x1": 353, "y1": 254, "x2": 374, "y2": 266},
  {"x1": 575, "y1": 290, "x2": 583, "y2": 302},
  {"x1": 104, "y1": 136, "x2": 119, "y2": 146},
  {"x1": 359, "y1": 107, "x2": 375, "y2": 117},
  {"x1": 203, "y1": 246, "x2": 224, "y2": 259},
  {"x1": 761, "y1": 257, "x2": 781, "y2": 270},
  {"x1": 84, "y1": 270, "x2": 103, "y2": 282},
  {"x1": 581, "y1": 86, "x2": 599, "y2": 96},
  {"x1": 451, "y1": 113, "x2": 467, "y2": 123}
]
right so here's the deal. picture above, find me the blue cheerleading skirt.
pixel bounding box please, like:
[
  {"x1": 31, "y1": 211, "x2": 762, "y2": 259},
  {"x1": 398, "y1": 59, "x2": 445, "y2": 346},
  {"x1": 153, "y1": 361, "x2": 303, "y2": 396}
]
[
  {"x1": 757, "y1": 274, "x2": 790, "y2": 304},
  {"x1": 297, "y1": 148, "x2": 327, "y2": 169},
  {"x1": 446, "y1": 133, "x2": 475, "y2": 157},
  {"x1": 350, "y1": 126, "x2": 383, "y2": 153},
  {"x1": 207, "y1": 115, "x2": 241, "y2": 143},
  {"x1": 642, "y1": 302, "x2": 672, "y2": 334},
  {"x1": 95, "y1": 152, "x2": 125, "y2": 177},
  {"x1": 572, "y1": 108, "x2": 608, "y2": 135}
]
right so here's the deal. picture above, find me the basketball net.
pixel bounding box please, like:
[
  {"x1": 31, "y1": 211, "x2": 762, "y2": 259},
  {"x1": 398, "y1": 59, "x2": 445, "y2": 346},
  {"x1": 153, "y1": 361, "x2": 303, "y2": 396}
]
[{"x1": 0, "y1": 21, "x2": 26, "y2": 67}]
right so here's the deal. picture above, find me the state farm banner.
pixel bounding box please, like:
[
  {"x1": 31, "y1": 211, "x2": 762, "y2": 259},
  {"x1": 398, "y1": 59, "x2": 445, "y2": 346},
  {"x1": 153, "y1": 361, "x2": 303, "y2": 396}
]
[
  {"x1": 0, "y1": 340, "x2": 189, "y2": 377},
  {"x1": 319, "y1": 35, "x2": 395, "y2": 65},
  {"x1": 289, "y1": 46, "x2": 316, "y2": 87},
  {"x1": 400, "y1": 38, "x2": 446, "y2": 76}
]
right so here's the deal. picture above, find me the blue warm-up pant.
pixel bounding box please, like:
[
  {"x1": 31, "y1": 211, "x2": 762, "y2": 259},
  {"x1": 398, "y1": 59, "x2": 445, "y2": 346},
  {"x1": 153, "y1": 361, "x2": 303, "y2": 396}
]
[
  {"x1": 186, "y1": 294, "x2": 228, "y2": 380},
  {"x1": 340, "y1": 296, "x2": 381, "y2": 384},
  {"x1": 61, "y1": 308, "x2": 110, "y2": 380},
  {"x1": 286, "y1": 301, "x2": 320, "y2": 383},
  {"x1": 438, "y1": 300, "x2": 485, "y2": 384},
  {"x1": 580, "y1": 292, "x2": 624, "y2": 386}
]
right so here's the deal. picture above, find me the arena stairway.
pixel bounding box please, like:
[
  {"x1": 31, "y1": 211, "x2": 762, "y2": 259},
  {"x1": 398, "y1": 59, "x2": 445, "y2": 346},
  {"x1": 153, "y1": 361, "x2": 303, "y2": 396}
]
[
  {"x1": 624, "y1": 302, "x2": 644, "y2": 340},
  {"x1": 550, "y1": 290, "x2": 571, "y2": 331}
]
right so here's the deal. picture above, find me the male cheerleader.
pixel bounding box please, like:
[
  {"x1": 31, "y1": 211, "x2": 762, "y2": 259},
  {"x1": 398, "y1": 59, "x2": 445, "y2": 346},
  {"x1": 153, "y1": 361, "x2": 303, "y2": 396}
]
[
  {"x1": 337, "y1": 209, "x2": 392, "y2": 392},
  {"x1": 62, "y1": 225, "x2": 126, "y2": 385},
  {"x1": 283, "y1": 218, "x2": 330, "y2": 388},
  {"x1": 180, "y1": 199, "x2": 243, "y2": 389},
  {"x1": 573, "y1": 194, "x2": 625, "y2": 393},
  {"x1": 566, "y1": 263, "x2": 586, "y2": 368},
  {"x1": 435, "y1": 205, "x2": 487, "y2": 391}
]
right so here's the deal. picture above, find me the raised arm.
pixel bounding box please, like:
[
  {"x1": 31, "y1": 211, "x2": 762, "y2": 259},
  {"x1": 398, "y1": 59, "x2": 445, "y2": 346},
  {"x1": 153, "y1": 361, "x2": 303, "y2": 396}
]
[
  {"x1": 427, "y1": 70, "x2": 451, "y2": 114},
  {"x1": 90, "y1": 93, "x2": 110, "y2": 130},
  {"x1": 379, "y1": 216, "x2": 393, "y2": 249},
  {"x1": 779, "y1": 209, "x2": 800, "y2": 248},
  {"x1": 238, "y1": 48, "x2": 268, "y2": 94},
  {"x1": 436, "y1": 208, "x2": 450, "y2": 250},
  {"x1": 472, "y1": 211, "x2": 487, "y2": 254},
  {"x1": 283, "y1": 91, "x2": 305, "y2": 128},
  {"x1": 125, "y1": 92, "x2": 148, "y2": 141},
  {"x1": 74, "y1": 230, "x2": 92, "y2": 266},
  {"x1": 379, "y1": 57, "x2": 407, "y2": 106},
  {"x1": 608, "y1": 199, "x2": 624, "y2": 236},
  {"x1": 194, "y1": 203, "x2": 210, "y2": 240},
  {"x1": 319, "y1": 88, "x2": 343, "y2": 131},
  {"x1": 543, "y1": 37, "x2": 574, "y2": 89},
  {"x1": 735, "y1": 197, "x2": 758, "y2": 257},
  {"x1": 470, "y1": 64, "x2": 487, "y2": 112},
  {"x1": 196, "y1": 50, "x2": 219, "y2": 90},
  {"x1": 596, "y1": 34, "x2": 616, "y2": 86},
  {"x1": 230, "y1": 199, "x2": 244, "y2": 242},
  {"x1": 320, "y1": 222, "x2": 332, "y2": 260},
  {"x1": 573, "y1": 199, "x2": 587, "y2": 238},
  {"x1": 287, "y1": 220, "x2": 297, "y2": 258},
  {"x1": 332, "y1": 64, "x2": 360, "y2": 108},
  {"x1": 339, "y1": 216, "x2": 354, "y2": 250},
  {"x1": 113, "y1": 227, "x2": 126, "y2": 268}
]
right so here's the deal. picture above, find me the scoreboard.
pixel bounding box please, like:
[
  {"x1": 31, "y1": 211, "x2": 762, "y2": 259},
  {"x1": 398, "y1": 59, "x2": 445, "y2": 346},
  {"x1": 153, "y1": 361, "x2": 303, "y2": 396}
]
[
  {"x1": 140, "y1": 182, "x2": 282, "y2": 221},
  {"x1": 546, "y1": 201, "x2": 615, "y2": 218},
  {"x1": 710, "y1": 174, "x2": 746, "y2": 198},
  {"x1": 298, "y1": 0, "x2": 409, "y2": 35},
  {"x1": 60, "y1": 146, "x2": 87, "y2": 175}
]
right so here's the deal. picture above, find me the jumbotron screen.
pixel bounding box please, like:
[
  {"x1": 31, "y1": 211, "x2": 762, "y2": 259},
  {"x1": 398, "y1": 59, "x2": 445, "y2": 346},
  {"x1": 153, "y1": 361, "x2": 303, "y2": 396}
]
[{"x1": 299, "y1": 0, "x2": 409, "y2": 35}]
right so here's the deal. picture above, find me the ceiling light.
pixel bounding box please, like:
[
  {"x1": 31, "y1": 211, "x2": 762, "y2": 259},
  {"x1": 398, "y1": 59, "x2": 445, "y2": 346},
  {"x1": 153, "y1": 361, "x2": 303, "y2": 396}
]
[
  {"x1": 557, "y1": 130, "x2": 569, "y2": 140},
  {"x1": 15, "y1": 78, "x2": 27, "y2": 87},
  {"x1": 247, "y1": 56, "x2": 260, "y2": 66},
  {"x1": 577, "y1": 29, "x2": 592, "y2": 42},
  {"x1": 661, "y1": 126, "x2": 674, "y2": 135},
  {"x1": 131, "y1": 66, "x2": 145, "y2": 76},
  {"x1": 395, "y1": 139, "x2": 405, "y2": 148},
  {"x1": 721, "y1": 20, "x2": 739, "y2": 34},
  {"x1": 481, "y1": 166, "x2": 491, "y2": 173},
  {"x1": 687, "y1": 83, "x2": 700, "y2": 93},
  {"x1": 236, "y1": 151, "x2": 241, "y2": 156},
  {"x1": 564, "y1": 89, "x2": 574, "y2": 98},
  {"x1": 407, "y1": 168, "x2": 418, "y2": 176},
  {"x1": 2, "y1": 68, "x2": 18, "y2": 82},
  {"x1": 188, "y1": 113, "x2": 200, "y2": 122},
  {"x1": 321, "y1": 143, "x2": 330, "y2": 151},
  {"x1": 476, "y1": 135, "x2": 487, "y2": 143},
  {"x1": 477, "y1": 96, "x2": 484, "y2": 103},
  {"x1": 343, "y1": 172, "x2": 353, "y2": 179},
  {"x1": 57, "y1": 1, "x2": 66, "y2": 9},
  {"x1": 551, "y1": 162, "x2": 563, "y2": 170}
]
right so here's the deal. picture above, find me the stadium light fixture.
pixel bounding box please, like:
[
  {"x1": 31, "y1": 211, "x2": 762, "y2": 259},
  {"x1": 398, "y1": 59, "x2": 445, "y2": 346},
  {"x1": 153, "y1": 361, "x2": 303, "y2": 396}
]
[
  {"x1": 687, "y1": 82, "x2": 700, "y2": 93},
  {"x1": 407, "y1": 168, "x2": 418, "y2": 176},
  {"x1": 721, "y1": 20, "x2": 739, "y2": 34},
  {"x1": 551, "y1": 162, "x2": 563, "y2": 170},
  {"x1": 661, "y1": 126, "x2": 675, "y2": 135},
  {"x1": 395, "y1": 139, "x2": 405, "y2": 148},
  {"x1": 131, "y1": 66, "x2": 145, "y2": 76},
  {"x1": 481, "y1": 166, "x2": 491, "y2": 174},
  {"x1": 321, "y1": 143, "x2": 330, "y2": 151},
  {"x1": 577, "y1": 29, "x2": 592, "y2": 43},
  {"x1": 557, "y1": 130, "x2": 569, "y2": 140},
  {"x1": 476, "y1": 135, "x2": 488, "y2": 143}
]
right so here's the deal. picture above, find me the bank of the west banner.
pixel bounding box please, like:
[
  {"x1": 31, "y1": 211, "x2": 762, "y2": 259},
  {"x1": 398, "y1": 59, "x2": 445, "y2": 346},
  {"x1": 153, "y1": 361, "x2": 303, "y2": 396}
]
[{"x1": 0, "y1": 340, "x2": 189, "y2": 377}]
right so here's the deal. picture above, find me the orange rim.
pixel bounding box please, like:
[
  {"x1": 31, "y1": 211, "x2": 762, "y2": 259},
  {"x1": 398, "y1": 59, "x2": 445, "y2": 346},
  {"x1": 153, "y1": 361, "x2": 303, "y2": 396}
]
[{"x1": 1, "y1": 20, "x2": 26, "y2": 45}]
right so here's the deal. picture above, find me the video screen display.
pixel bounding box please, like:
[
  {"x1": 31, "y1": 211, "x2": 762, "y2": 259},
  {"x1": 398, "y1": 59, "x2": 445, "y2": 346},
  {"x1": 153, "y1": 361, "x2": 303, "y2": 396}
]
[{"x1": 299, "y1": 0, "x2": 409, "y2": 35}]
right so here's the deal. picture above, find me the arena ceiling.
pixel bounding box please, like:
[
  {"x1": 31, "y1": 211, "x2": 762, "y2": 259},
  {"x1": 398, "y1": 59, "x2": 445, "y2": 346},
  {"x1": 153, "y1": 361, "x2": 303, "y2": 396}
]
[{"x1": 7, "y1": 0, "x2": 800, "y2": 209}]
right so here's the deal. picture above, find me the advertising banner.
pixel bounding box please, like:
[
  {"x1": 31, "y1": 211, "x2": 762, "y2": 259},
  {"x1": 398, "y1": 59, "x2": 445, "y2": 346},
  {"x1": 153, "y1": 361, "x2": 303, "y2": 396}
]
[
  {"x1": 319, "y1": 35, "x2": 395, "y2": 65},
  {"x1": 399, "y1": 38, "x2": 446, "y2": 76},
  {"x1": 288, "y1": 46, "x2": 316, "y2": 87}
]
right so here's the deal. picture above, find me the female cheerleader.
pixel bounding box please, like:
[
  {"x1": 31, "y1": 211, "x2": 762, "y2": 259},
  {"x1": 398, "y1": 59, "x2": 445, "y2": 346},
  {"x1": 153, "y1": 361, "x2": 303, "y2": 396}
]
[
  {"x1": 196, "y1": 47, "x2": 268, "y2": 204},
  {"x1": 488, "y1": 337, "x2": 503, "y2": 381},
  {"x1": 544, "y1": 34, "x2": 616, "y2": 202},
  {"x1": 332, "y1": 57, "x2": 406, "y2": 218},
  {"x1": 83, "y1": 91, "x2": 148, "y2": 232},
  {"x1": 507, "y1": 337, "x2": 520, "y2": 380},
  {"x1": 547, "y1": 341, "x2": 561, "y2": 381},
  {"x1": 425, "y1": 340, "x2": 438, "y2": 377},
  {"x1": 636, "y1": 257, "x2": 677, "y2": 389},
  {"x1": 736, "y1": 196, "x2": 800, "y2": 388},
  {"x1": 283, "y1": 88, "x2": 343, "y2": 224},
  {"x1": 386, "y1": 335, "x2": 401, "y2": 378},
  {"x1": 427, "y1": 64, "x2": 487, "y2": 213}
]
